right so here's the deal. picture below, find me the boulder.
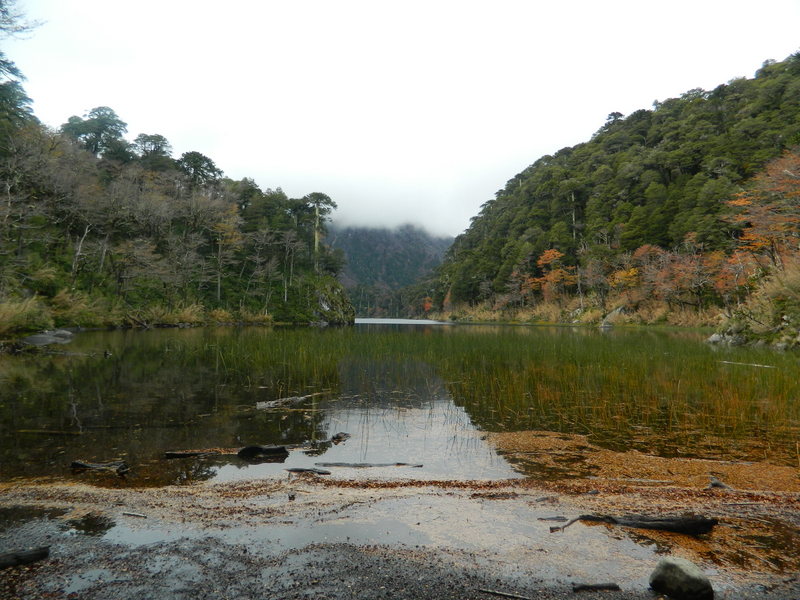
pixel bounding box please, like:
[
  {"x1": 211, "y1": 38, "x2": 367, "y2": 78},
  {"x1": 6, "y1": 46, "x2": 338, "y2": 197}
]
[
  {"x1": 312, "y1": 277, "x2": 355, "y2": 325},
  {"x1": 649, "y1": 557, "x2": 713, "y2": 599},
  {"x1": 21, "y1": 329, "x2": 75, "y2": 346},
  {"x1": 599, "y1": 305, "x2": 625, "y2": 328}
]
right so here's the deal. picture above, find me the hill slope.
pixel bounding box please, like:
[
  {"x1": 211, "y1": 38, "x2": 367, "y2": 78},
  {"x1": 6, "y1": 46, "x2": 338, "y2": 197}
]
[
  {"x1": 434, "y1": 54, "x2": 800, "y2": 331},
  {"x1": 328, "y1": 224, "x2": 452, "y2": 317}
]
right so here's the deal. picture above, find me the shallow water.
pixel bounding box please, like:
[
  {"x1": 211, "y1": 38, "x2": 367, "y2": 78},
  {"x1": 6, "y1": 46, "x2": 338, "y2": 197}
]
[{"x1": 1, "y1": 321, "x2": 799, "y2": 486}]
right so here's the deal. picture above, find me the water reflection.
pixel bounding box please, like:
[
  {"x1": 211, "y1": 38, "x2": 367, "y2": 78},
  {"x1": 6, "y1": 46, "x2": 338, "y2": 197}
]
[{"x1": 1, "y1": 323, "x2": 799, "y2": 486}]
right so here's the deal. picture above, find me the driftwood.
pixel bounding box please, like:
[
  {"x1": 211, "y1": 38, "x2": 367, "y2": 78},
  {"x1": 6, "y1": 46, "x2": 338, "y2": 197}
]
[
  {"x1": 572, "y1": 582, "x2": 621, "y2": 592},
  {"x1": 71, "y1": 460, "x2": 129, "y2": 476},
  {"x1": 314, "y1": 462, "x2": 422, "y2": 468},
  {"x1": 237, "y1": 445, "x2": 289, "y2": 461},
  {"x1": 256, "y1": 392, "x2": 326, "y2": 410},
  {"x1": 550, "y1": 514, "x2": 718, "y2": 535},
  {"x1": 478, "y1": 588, "x2": 531, "y2": 600},
  {"x1": 286, "y1": 467, "x2": 331, "y2": 475},
  {"x1": 0, "y1": 546, "x2": 50, "y2": 569}
]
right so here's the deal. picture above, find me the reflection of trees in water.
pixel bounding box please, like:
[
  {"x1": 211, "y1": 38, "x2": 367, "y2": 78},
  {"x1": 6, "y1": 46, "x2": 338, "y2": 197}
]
[
  {"x1": 6, "y1": 323, "x2": 799, "y2": 481},
  {"x1": 334, "y1": 358, "x2": 449, "y2": 410},
  {"x1": 0, "y1": 327, "x2": 339, "y2": 483}
]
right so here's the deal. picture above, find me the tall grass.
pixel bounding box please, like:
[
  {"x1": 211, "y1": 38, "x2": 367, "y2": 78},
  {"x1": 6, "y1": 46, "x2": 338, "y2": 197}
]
[{"x1": 0, "y1": 296, "x2": 53, "y2": 336}]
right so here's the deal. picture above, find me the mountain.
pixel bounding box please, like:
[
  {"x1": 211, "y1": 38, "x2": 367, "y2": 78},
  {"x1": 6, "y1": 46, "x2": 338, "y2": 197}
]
[{"x1": 328, "y1": 224, "x2": 452, "y2": 317}]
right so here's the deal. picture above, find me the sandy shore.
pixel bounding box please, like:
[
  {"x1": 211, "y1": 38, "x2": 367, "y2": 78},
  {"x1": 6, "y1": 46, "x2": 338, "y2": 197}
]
[{"x1": 1, "y1": 433, "x2": 799, "y2": 599}]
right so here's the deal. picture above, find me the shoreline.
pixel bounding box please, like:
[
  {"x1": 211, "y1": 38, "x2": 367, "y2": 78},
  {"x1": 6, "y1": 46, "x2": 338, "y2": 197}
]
[{"x1": 2, "y1": 468, "x2": 798, "y2": 599}]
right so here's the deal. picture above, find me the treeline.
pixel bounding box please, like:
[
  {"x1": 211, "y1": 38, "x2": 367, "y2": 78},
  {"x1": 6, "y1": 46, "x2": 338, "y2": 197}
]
[
  {"x1": 434, "y1": 53, "x2": 800, "y2": 338},
  {"x1": 0, "y1": 8, "x2": 353, "y2": 333},
  {"x1": 328, "y1": 224, "x2": 451, "y2": 317}
]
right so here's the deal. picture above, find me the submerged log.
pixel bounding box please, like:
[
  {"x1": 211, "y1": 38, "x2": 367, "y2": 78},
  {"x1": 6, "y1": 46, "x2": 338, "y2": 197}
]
[
  {"x1": 550, "y1": 514, "x2": 718, "y2": 535},
  {"x1": 286, "y1": 467, "x2": 331, "y2": 475},
  {"x1": 237, "y1": 445, "x2": 289, "y2": 461},
  {"x1": 314, "y1": 462, "x2": 422, "y2": 468},
  {"x1": 70, "y1": 460, "x2": 129, "y2": 476},
  {"x1": 164, "y1": 450, "x2": 221, "y2": 459},
  {"x1": 256, "y1": 392, "x2": 326, "y2": 410},
  {"x1": 0, "y1": 546, "x2": 50, "y2": 569}
]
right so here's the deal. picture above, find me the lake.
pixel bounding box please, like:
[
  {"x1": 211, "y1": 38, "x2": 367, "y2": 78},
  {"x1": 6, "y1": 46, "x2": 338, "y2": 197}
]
[{"x1": 1, "y1": 320, "x2": 798, "y2": 486}]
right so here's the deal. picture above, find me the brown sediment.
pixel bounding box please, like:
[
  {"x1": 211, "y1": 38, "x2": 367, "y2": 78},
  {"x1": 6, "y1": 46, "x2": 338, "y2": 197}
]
[
  {"x1": 487, "y1": 430, "x2": 800, "y2": 493},
  {"x1": 2, "y1": 436, "x2": 799, "y2": 598}
]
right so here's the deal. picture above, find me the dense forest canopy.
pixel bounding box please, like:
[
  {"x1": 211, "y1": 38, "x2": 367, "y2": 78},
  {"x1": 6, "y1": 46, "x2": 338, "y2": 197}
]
[
  {"x1": 433, "y1": 53, "x2": 800, "y2": 340},
  {"x1": 0, "y1": 2, "x2": 354, "y2": 332}
]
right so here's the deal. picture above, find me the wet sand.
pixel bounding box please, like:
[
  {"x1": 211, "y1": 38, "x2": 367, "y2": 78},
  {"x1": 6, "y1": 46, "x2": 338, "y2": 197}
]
[
  {"x1": 1, "y1": 432, "x2": 799, "y2": 599},
  {"x1": 1, "y1": 476, "x2": 799, "y2": 598}
]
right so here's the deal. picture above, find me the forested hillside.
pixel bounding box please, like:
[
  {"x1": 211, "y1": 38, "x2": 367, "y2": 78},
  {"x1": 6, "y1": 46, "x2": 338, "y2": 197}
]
[
  {"x1": 0, "y1": 9, "x2": 353, "y2": 334},
  {"x1": 328, "y1": 224, "x2": 451, "y2": 317},
  {"x1": 434, "y1": 53, "x2": 800, "y2": 343}
]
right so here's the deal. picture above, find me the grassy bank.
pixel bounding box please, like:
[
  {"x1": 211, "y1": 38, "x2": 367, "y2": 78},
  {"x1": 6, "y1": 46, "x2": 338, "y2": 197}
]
[
  {"x1": 0, "y1": 291, "x2": 275, "y2": 339},
  {"x1": 430, "y1": 297, "x2": 721, "y2": 329}
]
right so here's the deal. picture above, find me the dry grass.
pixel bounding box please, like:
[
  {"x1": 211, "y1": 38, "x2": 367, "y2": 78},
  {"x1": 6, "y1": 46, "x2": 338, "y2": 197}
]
[
  {"x1": 49, "y1": 289, "x2": 109, "y2": 327},
  {"x1": 236, "y1": 307, "x2": 273, "y2": 324},
  {"x1": 173, "y1": 303, "x2": 205, "y2": 324},
  {"x1": 207, "y1": 308, "x2": 234, "y2": 323},
  {"x1": 0, "y1": 296, "x2": 53, "y2": 336}
]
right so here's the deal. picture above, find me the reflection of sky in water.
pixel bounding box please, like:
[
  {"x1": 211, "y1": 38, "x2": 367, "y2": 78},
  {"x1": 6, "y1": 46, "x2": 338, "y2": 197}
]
[{"x1": 211, "y1": 358, "x2": 520, "y2": 482}]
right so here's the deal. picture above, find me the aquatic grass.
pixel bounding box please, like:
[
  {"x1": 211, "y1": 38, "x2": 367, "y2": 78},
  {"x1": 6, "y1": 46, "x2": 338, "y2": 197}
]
[{"x1": 2, "y1": 323, "x2": 800, "y2": 480}]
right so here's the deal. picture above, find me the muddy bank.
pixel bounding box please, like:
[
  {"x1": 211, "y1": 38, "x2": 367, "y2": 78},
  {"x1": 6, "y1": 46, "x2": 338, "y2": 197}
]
[{"x1": 1, "y1": 471, "x2": 799, "y2": 599}]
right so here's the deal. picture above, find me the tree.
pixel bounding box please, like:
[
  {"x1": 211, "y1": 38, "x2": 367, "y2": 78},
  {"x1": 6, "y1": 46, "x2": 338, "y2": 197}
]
[
  {"x1": 302, "y1": 192, "x2": 337, "y2": 272},
  {"x1": 133, "y1": 133, "x2": 174, "y2": 171},
  {"x1": 0, "y1": 2, "x2": 36, "y2": 141},
  {"x1": 726, "y1": 150, "x2": 800, "y2": 269},
  {"x1": 61, "y1": 107, "x2": 128, "y2": 156},
  {"x1": 133, "y1": 133, "x2": 171, "y2": 157},
  {"x1": 177, "y1": 151, "x2": 222, "y2": 187}
]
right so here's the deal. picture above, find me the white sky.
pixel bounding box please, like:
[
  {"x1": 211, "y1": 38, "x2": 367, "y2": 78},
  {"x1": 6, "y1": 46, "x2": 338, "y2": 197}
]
[{"x1": 7, "y1": 0, "x2": 800, "y2": 236}]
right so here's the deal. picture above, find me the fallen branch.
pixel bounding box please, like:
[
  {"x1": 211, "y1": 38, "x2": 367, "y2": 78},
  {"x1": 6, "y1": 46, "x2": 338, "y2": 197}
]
[
  {"x1": 478, "y1": 588, "x2": 532, "y2": 600},
  {"x1": 256, "y1": 392, "x2": 327, "y2": 410},
  {"x1": 0, "y1": 546, "x2": 50, "y2": 569},
  {"x1": 572, "y1": 582, "x2": 620, "y2": 592},
  {"x1": 550, "y1": 514, "x2": 717, "y2": 535},
  {"x1": 718, "y1": 360, "x2": 776, "y2": 369},
  {"x1": 122, "y1": 512, "x2": 147, "y2": 518}
]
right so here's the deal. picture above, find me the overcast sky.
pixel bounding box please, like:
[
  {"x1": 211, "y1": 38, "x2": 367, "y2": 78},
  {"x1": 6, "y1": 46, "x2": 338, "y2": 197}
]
[{"x1": 7, "y1": 1, "x2": 800, "y2": 236}]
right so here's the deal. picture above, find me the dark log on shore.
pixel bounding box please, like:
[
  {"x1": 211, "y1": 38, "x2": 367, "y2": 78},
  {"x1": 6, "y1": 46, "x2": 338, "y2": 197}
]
[
  {"x1": 572, "y1": 582, "x2": 621, "y2": 592},
  {"x1": 286, "y1": 467, "x2": 331, "y2": 475},
  {"x1": 237, "y1": 445, "x2": 289, "y2": 462},
  {"x1": 314, "y1": 462, "x2": 423, "y2": 468},
  {"x1": 550, "y1": 514, "x2": 718, "y2": 535},
  {"x1": 70, "y1": 460, "x2": 129, "y2": 476},
  {"x1": 0, "y1": 546, "x2": 50, "y2": 569}
]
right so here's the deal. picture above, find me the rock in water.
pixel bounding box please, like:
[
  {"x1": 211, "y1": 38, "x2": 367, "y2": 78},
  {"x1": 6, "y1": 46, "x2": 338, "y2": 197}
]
[{"x1": 649, "y1": 557, "x2": 713, "y2": 599}]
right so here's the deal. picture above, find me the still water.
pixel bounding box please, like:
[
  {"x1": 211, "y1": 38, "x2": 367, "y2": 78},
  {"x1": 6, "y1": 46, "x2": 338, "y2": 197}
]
[{"x1": 1, "y1": 321, "x2": 798, "y2": 486}]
